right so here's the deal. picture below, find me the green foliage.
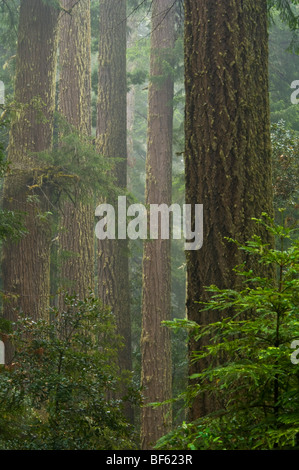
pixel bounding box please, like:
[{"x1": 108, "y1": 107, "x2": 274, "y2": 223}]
[
  {"x1": 0, "y1": 208, "x2": 27, "y2": 241},
  {"x1": 32, "y1": 113, "x2": 117, "y2": 207},
  {"x1": 271, "y1": 120, "x2": 299, "y2": 211},
  {"x1": 127, "y1": 69, "x2": 148, "y2": 87},
  {"x1": 0, "y1": 106, "x2": 27, "y2": 242},
  {"x1": 158, "y1": 214, "x2": 299, "y2": 450},
  {"x1": 268, "y1": 0, "x2": 299, "y2": 31},
  {"x1": 268, "y1": 1, "x2": 299, "y2": 52},
  {"x1": 0, "y1": 1, "x2": 18, "y2": 95},
  {"x1": 41, "y1": 0, "x2": 61, "y2": 11},
  {"x1": 268, "y1": 10, "x2": 299, "y2": 131},
  {"x1": 0, "y1": 294, "x2": 137, "y2": 450}
]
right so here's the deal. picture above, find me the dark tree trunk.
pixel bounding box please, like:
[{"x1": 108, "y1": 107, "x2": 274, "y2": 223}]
[{"x1": 184, "y1": 0, "x2": 274, "y2": 420}]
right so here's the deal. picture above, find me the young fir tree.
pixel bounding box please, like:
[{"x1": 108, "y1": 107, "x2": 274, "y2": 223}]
[
  {"x1": 184, "y1": 0, "x2": 274, "y2": 420},
  {"x1": 96, "y1": 0, "x2": 132, "y2": 422},
  {"x1": 156, "y1": 215, "x2": 299, "y2": 450},
  {"x1": 2, "y1": 0, "x2": 59, "y2": 361},
  {"x1": 57, "y1": 0, "x2": 94, "y2": 303},
  {"x1": 140, "y1": 0, "x2": 175, "y2": 450}
]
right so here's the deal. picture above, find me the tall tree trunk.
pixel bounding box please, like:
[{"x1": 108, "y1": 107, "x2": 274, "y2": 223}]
[
  {"x1": 57, "y1": 0, "x2": 94, "y2": 304},
  {"x1": 140, "y1": 0, "x2": 175, "y2": 450},
  {"x1": 184, "y1": 0, "x2": 274, "y2": 420},
  {"x1": 2, "y1": 0, "x2": 59, "y2": 362},
  {"x1": 96, "y1": 0, "x2": 132, "y2": 422}
]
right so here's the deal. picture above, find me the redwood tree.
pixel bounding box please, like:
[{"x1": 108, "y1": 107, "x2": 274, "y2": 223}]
[
  {"x1": 140, "y1": 0, "x2": 175, "y2": 450},
  {"x1": 57, "y1": 0, "x2": 94, "y2": 303},
  {"x1": 2, "y1": 0, "x2": 59, "y2": 361},
  {"x1": 184, "y1": 0, "x2": 274, "y2": 420},
  {"x1": 96, "y1": 0, "x2": 132, "y2": 421}
]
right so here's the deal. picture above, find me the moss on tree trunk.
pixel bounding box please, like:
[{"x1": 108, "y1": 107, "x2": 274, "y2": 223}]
[
  {"x1": 96, "y1": 0, "x2": 132, "y2": 422},
  {"x1": 2, "y1": 0, "x2": 59, "y2": 363},
  {"x1": 184, "y1": 0, "x2": 274, "y2": 420},
  {"x1": 57, "y1": 0, "x2": 94, "y2": 304}
]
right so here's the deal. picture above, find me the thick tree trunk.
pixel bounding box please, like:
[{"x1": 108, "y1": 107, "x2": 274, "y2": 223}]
[
  {"x1": 140, "y1": 0, "x2": 175, "y2": 450},
  {"x1": 184, "y1": 0, "x2": 274, "y2": 420},
  {"x1": 96, "y1": 0, "x2": 132, "y2": 422},
  {"x1": 57, "y1": 0, "x2": 94, "y2": 304},
  {"x1": 2, "y1": 0, "x2": 59, "y2": 362}
]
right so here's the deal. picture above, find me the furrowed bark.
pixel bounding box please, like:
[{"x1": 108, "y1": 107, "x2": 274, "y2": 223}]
[
  {"x1": 58, "y1": 0, "x2": 94, "y2": 305},
  {"x1": 96, "y1": 0, "x2": 132, "y2": 422},
  {"x1": 184, "y1": 0, "x2": 274, "y2": 420},
  {"x1": 141, "y1": 0, "x2": 175, "y2": 450}
]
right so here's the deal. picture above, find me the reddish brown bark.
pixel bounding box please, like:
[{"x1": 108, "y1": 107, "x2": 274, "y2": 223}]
[
  {"x1": 140, "y1": 0, "x2": 175, "y2": 450},
  {"x1": 58, "y1": 0, "x2": 94, "y2": 304},
  {"x1": 96, "y1": 0, "x2": 132, "y2": 422},
  {"x1": 2, "y1": 0, "x2": 59, "y2": 363}
]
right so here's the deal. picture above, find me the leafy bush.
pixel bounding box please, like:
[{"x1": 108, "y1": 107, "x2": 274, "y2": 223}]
[
  {"x1": 157, "y1": 213, "x2": 299, "y2": 450},
  {"x1": 0, "y1": 294, "x2": 137, "y2": 450},
  {"x1": 0, "y1": 106, "x2": 27, "y2": 242},
  {"x1": 271, "y1": 120, "x2": 299, "y2": 211}
]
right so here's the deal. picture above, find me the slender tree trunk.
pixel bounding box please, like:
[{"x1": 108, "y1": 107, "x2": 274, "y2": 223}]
[
  {"x1": 2, "y1": 0, "x2": 59, "y2": 362},
  {"x1": 126, "y1": 17, "x2": 138, "y2": 179},
  {"x1": 140, "y1": 0, "x2": 175, "y2": 450},
  {"x1": 57, "y1": 0, "x2": 94, "y2": 304},
  {"x1": 127, "y1": 86, "x2": 136, "y2": 176},
  {"x1": 96, "y1": 0, "x2": 132, "y2": 422},
  {"x1": 184, "y1": 0, "x2": 274, "y2": 420}
]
